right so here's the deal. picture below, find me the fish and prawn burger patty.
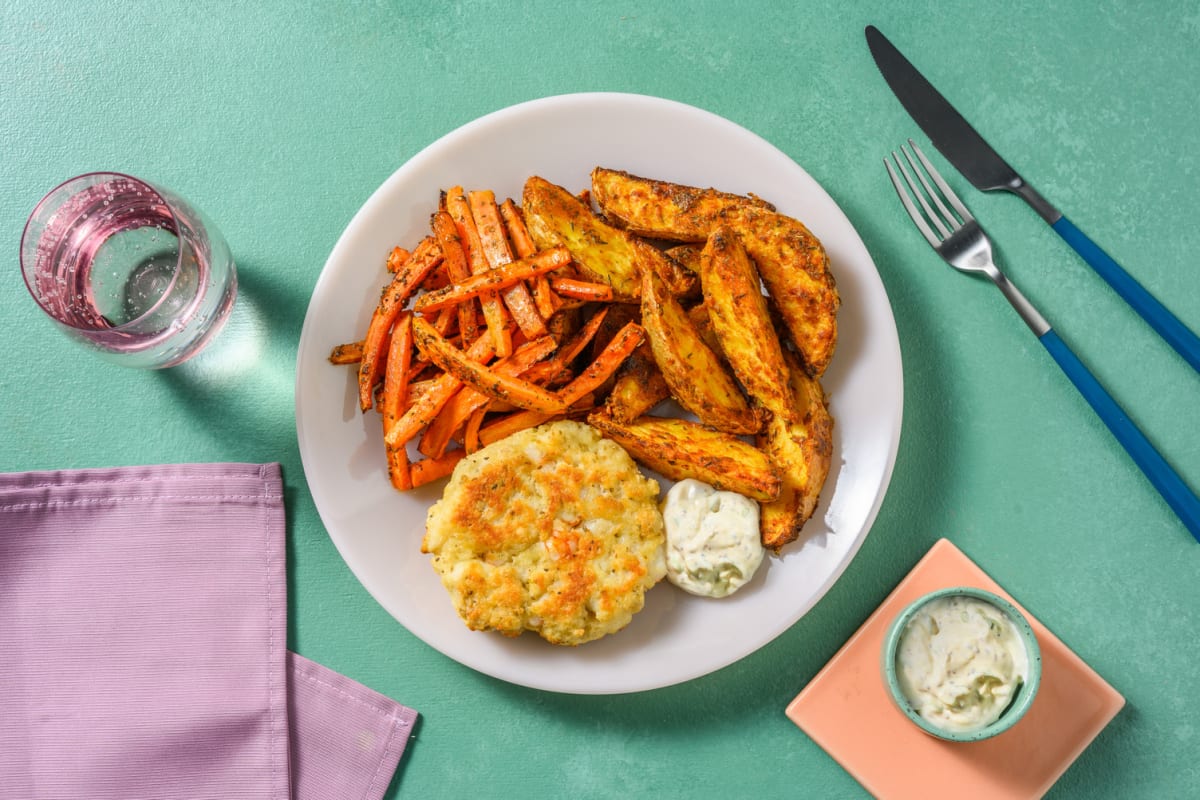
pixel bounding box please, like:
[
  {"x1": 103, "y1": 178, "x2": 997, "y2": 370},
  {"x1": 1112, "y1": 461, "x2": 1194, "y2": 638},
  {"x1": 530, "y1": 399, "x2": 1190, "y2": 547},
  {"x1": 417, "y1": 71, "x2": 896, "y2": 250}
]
[{"x1": 422, "y1": 420, "x2": 666, "y2": 645}]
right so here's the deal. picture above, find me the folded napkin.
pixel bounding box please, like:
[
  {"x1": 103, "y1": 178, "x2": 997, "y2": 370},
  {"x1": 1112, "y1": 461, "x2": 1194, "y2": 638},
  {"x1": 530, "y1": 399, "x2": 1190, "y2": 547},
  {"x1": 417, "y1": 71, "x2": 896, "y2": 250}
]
[{"x1": 0, "y1": 463, "x2": 417, "y2": 799}]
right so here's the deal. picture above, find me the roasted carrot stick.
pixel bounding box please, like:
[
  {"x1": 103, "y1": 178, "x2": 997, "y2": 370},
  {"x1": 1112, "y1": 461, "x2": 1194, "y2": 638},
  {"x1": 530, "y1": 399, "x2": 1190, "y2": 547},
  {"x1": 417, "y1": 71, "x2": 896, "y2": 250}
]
[
  {"x1": 463, "y1": 405, "x2": 488, "y2": 453},
  {"x1": 521, "y1": 306, "x2": 610, "y2": 385},
  {"x1": 328, "y1": 340, "x2": 364, "y2": 365},
  {"x1": 410, "y1": 449, "x2": 467, "y2": 488},
  {"x1": 445, "y1": 187, "x2": 513, "y2": 356},
  {"x1": 383, "y1": 333, "x2": 495, "y2": 448},
  {"x1": 412, "y1": 317, "x2": 567, "y2": 415},
  {"x1": 549, "y1": 277, "x2": 614, "y2": 302},
  {"x1": 431, "y1": 210, "x2": 482, "y2": 347},
  {"x1": 357, "y1": 237, "x2": 444, "y2": 411},
  {"x1": 500, "y1": 198, "x2": 559, "y2": 318},
  {"x1": 412, "y1": 246, "x2": 571, "y2": 313},
  {"x1": 469, "y1": 190, "x2": 547, "y2": 339},
  {"x1": 558, "y1": 321, "x2": 645, "y2": 406},
  {"x1": 477, "y1": 409, "x2": 555, "y2": 447},
  {"x1": 418, "y1": 335, "x2": 558, "y2": 458}
]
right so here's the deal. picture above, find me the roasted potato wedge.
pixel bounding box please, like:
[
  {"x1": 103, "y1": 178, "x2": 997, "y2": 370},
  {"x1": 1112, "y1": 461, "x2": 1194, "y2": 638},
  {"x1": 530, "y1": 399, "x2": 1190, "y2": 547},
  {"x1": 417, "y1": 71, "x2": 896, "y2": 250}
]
[
  {"x1": 605, "y1": 339, "x2": 671, "y2": 422},
  {"x1": 590, "y1": 167, "x2": 773, "y2": 242},
  {"x1": 665, "y1": 243, "x2": 702, "y2": 273},
  {"x1": 640, "y1": 267, "x2": 759, "y2": 435},
  {"x1": 588, "y1": 411, "x2": 781, "y2": 502},
  {"x1": 720, "y1": 205, "x2": 838, "y2": 376},
  {"x1": 756, "y1": 348, "x2": 834, "y2": 550},
  {"x1": 699, "y1": 226, "x2": 794, "y2": 419},
  {"x1": 523, "y1": 175, "x2": 642, "y2": 299},
  {"x1": 521, "y1": 176, "x2": 695, "y2": 301}
]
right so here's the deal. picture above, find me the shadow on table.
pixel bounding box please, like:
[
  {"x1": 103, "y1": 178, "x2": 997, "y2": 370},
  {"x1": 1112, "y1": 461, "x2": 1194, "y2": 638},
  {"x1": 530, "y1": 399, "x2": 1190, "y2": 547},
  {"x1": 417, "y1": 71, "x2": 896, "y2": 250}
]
[
  {"x1": 1046, "y1": 703, "x2": 1139, "y2": 798},
  {"x1": 156, "y1": 259, "x2": 305, "y2": 454}
]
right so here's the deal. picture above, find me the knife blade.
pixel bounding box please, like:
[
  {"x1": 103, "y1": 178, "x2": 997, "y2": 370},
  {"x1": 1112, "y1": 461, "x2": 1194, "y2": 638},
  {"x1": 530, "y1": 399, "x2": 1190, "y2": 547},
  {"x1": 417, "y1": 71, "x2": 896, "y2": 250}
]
[{"x1": 866, "y1": 24, "x2": 1200, "y2": 374}]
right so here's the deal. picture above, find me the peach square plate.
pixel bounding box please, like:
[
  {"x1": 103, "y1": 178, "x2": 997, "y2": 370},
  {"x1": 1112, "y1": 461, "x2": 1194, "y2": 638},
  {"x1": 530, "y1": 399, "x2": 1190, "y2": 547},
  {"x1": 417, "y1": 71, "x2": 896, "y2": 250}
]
[{"x1": 786, "y1": 538, "x2": 1125, "y2": 799}]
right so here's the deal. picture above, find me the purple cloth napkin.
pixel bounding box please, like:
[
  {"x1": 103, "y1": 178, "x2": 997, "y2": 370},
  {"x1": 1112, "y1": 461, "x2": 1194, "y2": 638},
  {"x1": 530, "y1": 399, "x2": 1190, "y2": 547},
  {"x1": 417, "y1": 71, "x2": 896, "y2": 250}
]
[{"x1": 0, "y1": 463, "x2": 417, "y2": 799}]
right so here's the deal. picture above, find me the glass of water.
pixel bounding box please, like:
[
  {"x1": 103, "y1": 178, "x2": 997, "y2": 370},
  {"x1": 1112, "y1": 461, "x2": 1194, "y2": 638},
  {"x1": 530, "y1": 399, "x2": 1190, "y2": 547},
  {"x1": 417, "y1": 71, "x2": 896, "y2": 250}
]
[{"x1": 21, "y1": 173, "x2": 237, "y2": 368}]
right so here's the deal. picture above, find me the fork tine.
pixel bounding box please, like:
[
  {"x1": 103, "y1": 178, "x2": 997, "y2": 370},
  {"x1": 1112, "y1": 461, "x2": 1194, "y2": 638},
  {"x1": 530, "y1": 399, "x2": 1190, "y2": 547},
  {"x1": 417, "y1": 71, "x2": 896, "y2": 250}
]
[
  {"x1": 908, "y1": 139, "x2": 974, "y2": 224},
  {"x1": 885, "y1": 156, "x2": 940, "y2": 249},
  {"x1": 900, "y1": 144, "x2": 959, "y2": 234},
  {"x1": 894, "y1": 148, "x2": 953, "y2": 240}
]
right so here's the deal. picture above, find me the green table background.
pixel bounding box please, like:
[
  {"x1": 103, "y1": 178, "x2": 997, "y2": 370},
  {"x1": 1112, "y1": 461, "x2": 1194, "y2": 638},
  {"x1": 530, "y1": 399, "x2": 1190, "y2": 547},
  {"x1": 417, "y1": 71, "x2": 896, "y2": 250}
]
[{"x1": 3, "y1": 2, "x2": 1198, "y2": 797}]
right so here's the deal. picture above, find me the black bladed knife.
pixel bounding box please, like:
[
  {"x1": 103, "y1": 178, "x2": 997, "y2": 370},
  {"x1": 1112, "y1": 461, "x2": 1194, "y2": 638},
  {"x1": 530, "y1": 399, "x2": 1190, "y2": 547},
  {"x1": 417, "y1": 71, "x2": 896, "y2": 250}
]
[{"x1": 866, "y1": 24, "x2": 1200, "y2": 373}]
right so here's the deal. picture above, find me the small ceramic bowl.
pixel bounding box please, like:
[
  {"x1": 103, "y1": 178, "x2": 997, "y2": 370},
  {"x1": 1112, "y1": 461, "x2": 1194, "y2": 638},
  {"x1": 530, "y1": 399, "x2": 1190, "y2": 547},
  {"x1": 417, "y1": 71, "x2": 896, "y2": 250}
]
[{"x1": 881, "y1": 586, "x2": 1042, "y2": 742}]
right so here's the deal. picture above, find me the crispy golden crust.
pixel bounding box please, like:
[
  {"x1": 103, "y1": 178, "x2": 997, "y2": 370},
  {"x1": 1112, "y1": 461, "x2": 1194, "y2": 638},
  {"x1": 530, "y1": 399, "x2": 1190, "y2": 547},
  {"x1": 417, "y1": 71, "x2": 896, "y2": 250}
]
[
  {"x1": 640, "y1": 268, "x2": 759, "y2": 435},
  {"x1": 422, "y1": 421, "x2": 665, "y2": 645},
  {"x1": 605, "y1": 339, "x2": 671, "y2": 422},
  {"x1": 522, "y1": 175, "x2": 643, "y2": 300},
  {"x1": 699, "y1": 227, "x2": 794, "y2": 419},
  {"x1": 588, "y1": 411, "x2": 781, "y2": 502},
  {"x1": 521, "y1": 176, "x2": 698, "y2": 301},
  {"x1": 719, "y1": 205, "x2": 839, "y2": 377},
  {"x1": 590, "y1": 167, "x2": 773, "y2": 242},
  {"x1": 756, "y1": 349, "x2": 834, "y2": 550}
]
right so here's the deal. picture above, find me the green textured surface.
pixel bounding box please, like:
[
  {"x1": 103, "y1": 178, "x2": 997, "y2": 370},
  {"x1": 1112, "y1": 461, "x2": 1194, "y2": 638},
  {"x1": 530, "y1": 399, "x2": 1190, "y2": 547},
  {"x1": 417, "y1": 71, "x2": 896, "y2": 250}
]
[{"x1": 3, "y1": 2, "x2": 1199, "y2": 797}]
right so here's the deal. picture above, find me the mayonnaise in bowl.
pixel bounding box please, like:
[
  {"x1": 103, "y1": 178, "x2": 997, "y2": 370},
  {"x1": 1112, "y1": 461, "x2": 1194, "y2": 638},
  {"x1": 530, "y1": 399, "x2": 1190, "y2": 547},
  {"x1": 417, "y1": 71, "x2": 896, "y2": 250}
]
[
  {"x1": 882, "y1": 587, "x2": 1042, "y2": 741},
  {"x1": 660, "y1": 479, "x2": 763, "y2": 598}
]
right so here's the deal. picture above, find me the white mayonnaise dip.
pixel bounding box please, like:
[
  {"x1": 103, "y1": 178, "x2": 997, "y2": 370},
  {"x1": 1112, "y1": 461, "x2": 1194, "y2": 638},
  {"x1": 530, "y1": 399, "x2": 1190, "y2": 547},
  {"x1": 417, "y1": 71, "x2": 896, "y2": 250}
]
[
  {"x1": 896, "y1": 594, "x2": 1030, "y2": 732},
  {"x1": 660, "y1": 479, "x2": 763, "y2": 598}
]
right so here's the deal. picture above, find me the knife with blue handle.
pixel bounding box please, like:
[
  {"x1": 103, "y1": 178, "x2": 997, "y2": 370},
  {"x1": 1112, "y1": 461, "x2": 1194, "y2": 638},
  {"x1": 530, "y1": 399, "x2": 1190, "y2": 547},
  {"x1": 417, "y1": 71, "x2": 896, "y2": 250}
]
[{"x1": 866, "y1": 24, "x2": 1200, "y2": 373}]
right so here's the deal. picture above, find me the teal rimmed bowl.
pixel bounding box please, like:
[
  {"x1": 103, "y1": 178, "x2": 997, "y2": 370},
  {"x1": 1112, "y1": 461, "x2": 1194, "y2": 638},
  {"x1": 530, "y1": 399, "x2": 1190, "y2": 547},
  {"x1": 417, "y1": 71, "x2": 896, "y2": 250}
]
[{"x1": 881, "y1": 586, "x2": 1042, "y2": 742}]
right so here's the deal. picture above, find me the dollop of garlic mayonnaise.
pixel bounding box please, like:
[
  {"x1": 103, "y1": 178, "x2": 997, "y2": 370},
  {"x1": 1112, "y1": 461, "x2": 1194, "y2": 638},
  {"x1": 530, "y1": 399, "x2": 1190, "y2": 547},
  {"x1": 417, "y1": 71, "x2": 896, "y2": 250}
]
[
  {"x1": 896, "y1": 595, "x2": 1029, "y2": 732},
  {"x1": 660, "y1": 479, "x2": 763, "y2": 598}
]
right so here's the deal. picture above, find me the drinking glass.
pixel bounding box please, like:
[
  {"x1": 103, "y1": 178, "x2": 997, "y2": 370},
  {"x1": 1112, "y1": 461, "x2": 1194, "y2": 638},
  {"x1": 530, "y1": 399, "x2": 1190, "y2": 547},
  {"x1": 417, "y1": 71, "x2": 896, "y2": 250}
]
[{"x1": 21, "y1": 173, "x2": 237, "y2": 368}]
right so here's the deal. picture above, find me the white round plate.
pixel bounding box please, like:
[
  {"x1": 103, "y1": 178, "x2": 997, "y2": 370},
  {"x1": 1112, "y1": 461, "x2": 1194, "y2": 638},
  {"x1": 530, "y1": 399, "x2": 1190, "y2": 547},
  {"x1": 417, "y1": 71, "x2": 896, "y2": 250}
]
[{"x1": 295, "y1": 92, "x2": 903, "y2": 694}]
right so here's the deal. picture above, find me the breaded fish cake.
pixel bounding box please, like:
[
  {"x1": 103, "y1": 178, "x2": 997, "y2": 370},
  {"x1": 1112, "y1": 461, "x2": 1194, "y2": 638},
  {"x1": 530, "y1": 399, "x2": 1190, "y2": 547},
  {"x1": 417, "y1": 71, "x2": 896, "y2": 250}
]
[{"x1": 422, "y1": 420, "x2": 666, "y2": 645}]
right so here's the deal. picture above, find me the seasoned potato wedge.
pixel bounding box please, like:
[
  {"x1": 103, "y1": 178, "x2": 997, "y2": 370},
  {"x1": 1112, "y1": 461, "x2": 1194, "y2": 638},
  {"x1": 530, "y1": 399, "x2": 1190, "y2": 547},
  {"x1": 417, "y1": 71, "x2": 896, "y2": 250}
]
[
  {"x1": 665, "y1": 243, "x2": 702, "y2": 273},
  {"x1": 521, "y1": 176, "x2": 697, "y2": 301},
  {"x1": 720, "y1": 205, "x2": 838, "y2": 376},
  {"x1": 605, "y1": 339, "x2": 671, "y2": 422},
  {"x1": 591, "y1": 167, "x2": 773, "y2": 242},
  {"x1": 523, "y1": 175, "x2": 643, "y2": 299},
  {"x1": 640, "y1": 268, "x2": 759, "y2": 435},
  {"x1": 699, "y1": 227, "x2": 794, "y2": 419},
  {"x1": 588, "y1": 411, "x2": 781, "y2": 502},
  {"x1": 756, "y1": 349, "x2": 834, "y2": 550}
]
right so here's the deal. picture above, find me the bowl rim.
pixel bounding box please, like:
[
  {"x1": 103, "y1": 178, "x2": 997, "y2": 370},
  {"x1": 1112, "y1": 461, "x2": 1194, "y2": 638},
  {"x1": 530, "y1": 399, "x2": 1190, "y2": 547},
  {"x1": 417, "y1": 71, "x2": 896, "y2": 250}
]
[{"x1": 881, "y1": 585, "x2": 1043, "y2": 742}]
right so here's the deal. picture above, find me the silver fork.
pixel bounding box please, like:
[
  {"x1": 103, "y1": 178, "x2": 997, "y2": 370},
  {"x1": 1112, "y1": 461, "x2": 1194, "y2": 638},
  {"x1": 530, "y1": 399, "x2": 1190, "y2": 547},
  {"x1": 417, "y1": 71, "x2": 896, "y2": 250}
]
[{"x1": 887, "y1": 139, "x2": 1200, "y2": 543}]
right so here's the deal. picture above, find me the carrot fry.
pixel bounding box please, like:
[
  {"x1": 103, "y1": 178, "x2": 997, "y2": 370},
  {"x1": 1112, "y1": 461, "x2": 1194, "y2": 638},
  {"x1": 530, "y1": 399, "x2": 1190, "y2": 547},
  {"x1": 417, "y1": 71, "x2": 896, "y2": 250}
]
[
  {"x1": 410, "y1": 449, "x2": 467, "y2": 488},
  {"x1": 500, "y1": 198, "x2": 560, "y2": 318},
  {"x1": 412, "y1": 318, "x2": 568, "y2": 414},
  {"x1": 446, "y1": 187, "x2": 512, "y2": 356},
  {"x1": 384, "y1": 334, "x2": 495, "y2": 448},
  {"x1": 412, "y1": 246, "x2": 571, "y2": 313},
  {"x1": 549, "y1": 277, "x2": 614, "y2": 302},
  {"x1": 499, "y1": 198, "x2": 536, "y2": 255},
  {"x1": 386, "y1": 245, "x2": 412, "y2": 273},
  {"x1": 418, "y1": 335, "x2": 558, "y2": 458},
  {"x1": 379, "y1": 313, "x2": 415, "y2": 427},
  {"x1": 431, "y1": 210, "x2": 482, "y2": 347},
  {"x1": 463, "y1": 405, "x2": 488, "y2": 453},
  {"x1": 478, "y1": 409, "x2": 555, "y2": 447},
  {"x1": 386, "y1": 443, "x2": 412, "y2": 490},
  {"x1": 357, "y1": 237, "x2": 444, "y2": 411},
  {"x1": 522, "y1": 306, "x2": 610, "y2": 385},
  {"x1": 418, "y1": 263, "x2": 451, "y2": 291},
  {"x1": 470, "y1": 190, "x2": 547, "y2": 339},
  {"x1": 558, "y1": 321, "x2": 645, "y2": 406},
  {"x1": 328, "y1": 340, "x2": 364, "y2": 365}
]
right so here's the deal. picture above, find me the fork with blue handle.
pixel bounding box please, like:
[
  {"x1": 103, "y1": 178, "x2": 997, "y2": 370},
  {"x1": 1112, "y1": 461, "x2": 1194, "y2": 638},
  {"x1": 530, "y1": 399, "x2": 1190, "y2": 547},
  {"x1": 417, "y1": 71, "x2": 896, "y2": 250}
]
[{"x1": 886, "y1": 140, "x2": 1200, "y2": 543}]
